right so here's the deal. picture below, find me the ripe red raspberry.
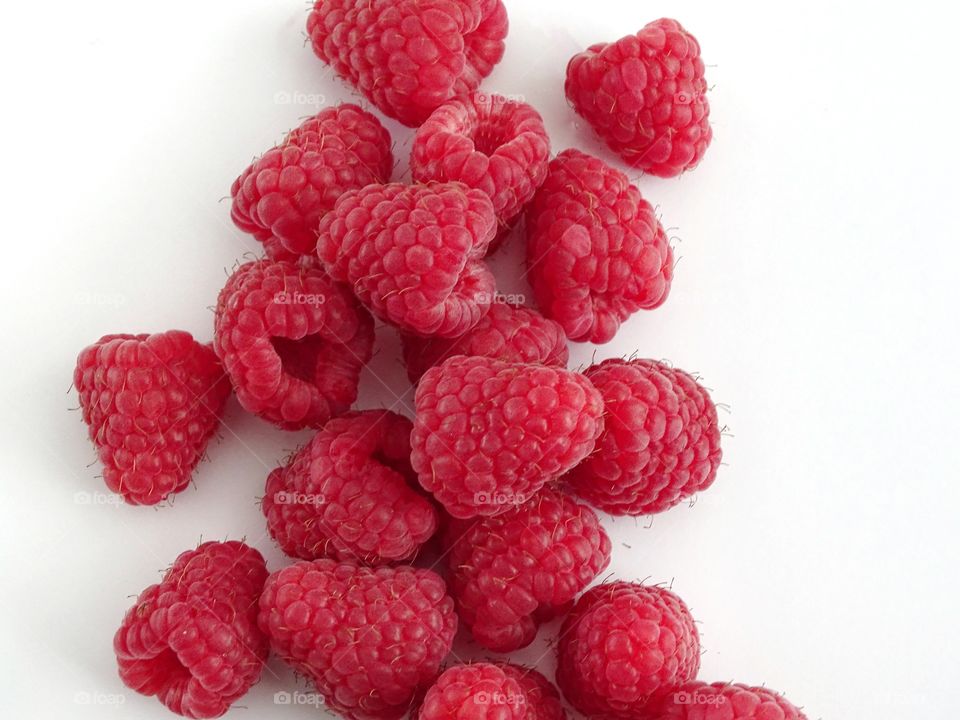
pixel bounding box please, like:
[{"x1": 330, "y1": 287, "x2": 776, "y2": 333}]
[
  {"x1": 262, "y1": 410, "x2": 438, "y2": 564},
  {"x1": 556, "y1": 582, "x2": 701, "y2": 718},
  {"x1": 114, "y1": 541, "x2": 269, "y2": 718},
  {"x1": 410, "y1": 356, "x2": 605, "y2": 518},
  {"x1": 316, "y1": 182, "x2": 497, "y2": 338},
  {"x1": 525, "y1": 149, "x2": 673, "y2": 343},
  {"x1": 258, "y1": 559, "x2": 457, "y2": 719},
  {"x1": 565, "y1": 358, "x2": 722, "y2": 516},
  {"x1": 230, "y1": 104, "x2": 393, "y2": 260},
  {"x1": 73, "y1": 331, "x2": 230, "y2": 505},
  {"x1": 411, "y1": 93, "x2": 551, "y2": 238},
  {"x1": 444, "y1": 488, "x2": 610, "y2": 651},
  {"x1": 498, "y1": 664, "x2": 567, "y2": 720},
  {"x1": 401, "y1": 302, "x2": 568, "y2": 384},
  {"x1": 645, "y1": 682, "x2": 808, "y2": 720},
  {"x1": 417, "y1": 663, "x2": 566, "y2": 720},
  {"x1": 565, "y1": 18, "x2": 712, "y2": 177},
  {"x1": 307, "y1": 0, "x2": 509, "y2": 127},
  {"x1": 213, "y1": 259, "x2": 373, "y2": 430}
]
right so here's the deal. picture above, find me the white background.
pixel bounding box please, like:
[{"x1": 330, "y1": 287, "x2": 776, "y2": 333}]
[{"x1": 1, "y1": 1, "x2": 958, "y2": 718}]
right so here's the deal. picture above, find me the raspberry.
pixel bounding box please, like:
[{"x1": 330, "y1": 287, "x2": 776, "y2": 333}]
[
  {"x1": 410, "y1": 356, "x2": 605, "y2": 518},
  {"x1": 444, "y1": 488, "x2": 611, "y2": 651},
  {"x1": 411, "y1": 93, "x2": 551, "y2": 237},
  {"x1": 645, "y1": 682, "x2": 808, "y2": 720},
  {"x1": 565, "y1": 19, "x2": 712, "y2": 177},
  {"x1": 565, "y1": 358, "x2": 722, "y2": 516},
  {"x1": 114, "y1": 541, "x2": 269, "y2": 718},
  {"x1": 306, "y1": 0, "x2": 509, "y2": 127},
  {"x1": 556, "y1": 582, "x2": 701, "y2": 718},
  {"x1": 498, "y1": 664, "x2": 567, "y2": 720},
  {"x1": 316, "y1": 182, "x2": 497, "y2": 338},
  {"x1": 401, "y1": 302, "x2": 568, "y2": 383},
  {"x1": 525, "y1": 149, "x2": 673, "y2": 343},
  {"x1": 230, "y1": 104, "x2": 393, "y2": 260},
  {"x1": 258, "y1": 559, "x2": 457, "y2": 719},
  {"x1": 213, "y1": 259, "x2": 373, "y2": 430},
  {"x1": 417, "y1": 663, "x2": 566, "y2": 720},
  {"x1": 262, "y1": 410, "x2": 438, "y2": 564},
  {"x1": 73, "y1": 331, "x2": 230, "y2": 505}
]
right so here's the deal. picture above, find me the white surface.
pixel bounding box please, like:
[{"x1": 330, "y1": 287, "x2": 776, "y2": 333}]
[{"x1": 1, "y1": 1, "x2": 958, "y2": 718}]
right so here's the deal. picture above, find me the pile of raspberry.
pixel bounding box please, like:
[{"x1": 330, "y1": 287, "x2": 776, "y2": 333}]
[{"x1": 72, "y1": 3, "x2": 809, "y2": 719}]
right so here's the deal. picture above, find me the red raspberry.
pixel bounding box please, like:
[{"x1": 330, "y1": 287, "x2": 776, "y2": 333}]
[
  {"x1": 316, "y1": 182, "x2": 497, "y2": 338},
  {"x1": 565, "y1": 19, "x2": 712, "y2": 177},
  {"x1": 258, "y1": 559, "x2": 457, "y2": 719},
  {"x1": 556, "y1": 582, "x2": 701, "y2": 718},
  {"x1": 411, "y1": 93, "x2": 551, "y2": 237},
  {"x1": 73, "y1": 331, "x2": 230, "y2": 505},
  {"x1": 213, "y1": 259, "x2": 373, "y2": 430},
  {"x1": 645, "y1": 682, "x2": 808, "y2": 720},
  {"x1": 444, "y1": 488, "x2": 611, "y2": 651},
  {"x1": 565, "y1": 358, "x2": 722, "y2": 516},
  {"x1": 114, "y1": 541, "x2": 269, "y2": 718},
  {"x1": 525, "y1": 149, "x2": 673, "y2": 343},
  {"x1": 230, "y1": 104, "x2": 393, "y2": 260},
  {"x1": 417, "y1": 663, "x2": 566, "y2": 720},
  {"x1": 410, "y1": 356, "x2": 605, "y2": 518},
  {"x1": 401, "y1": 302, "x2": 568, "y2": 384},
  {"x1": 498, "y1": 664, "x2": 567, "y2": 720},
  {"x1": 306, "y1": 0, "x2": 509, "y2": 127},
  {"x1": 262, "y1": 410, "x2": 438, "y2": 564}
]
